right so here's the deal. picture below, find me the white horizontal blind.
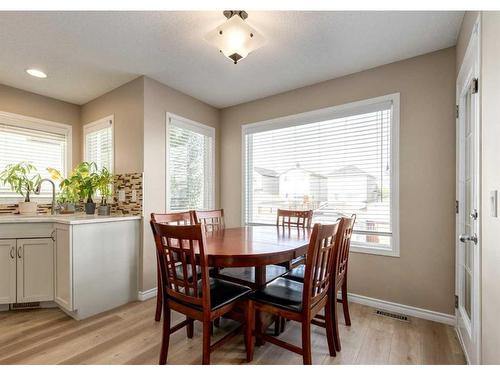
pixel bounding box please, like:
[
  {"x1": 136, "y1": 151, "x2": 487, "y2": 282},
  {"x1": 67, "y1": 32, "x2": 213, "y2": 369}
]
[
  {"x1": 167, "y1": 115, "x2": 214, "y2": 211},
  {"x1": 84, "y1": 117, "x2": 113, "y2": 172},
  {"x1": 0, "y1": 123, "x2": 67, "y2": 198},
  {"x1": 244, "y1": 100, "x2": 394, "y2": 250}
]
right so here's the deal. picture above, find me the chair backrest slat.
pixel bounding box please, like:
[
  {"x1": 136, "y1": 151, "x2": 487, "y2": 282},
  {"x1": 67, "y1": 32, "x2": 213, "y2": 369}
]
[
  {"x1": 150, "y1": 220, "x2": 210, "y2": 309},
  {"x1": 302, "y1": 222, "x2": 340, "y2": 309},
  {"x1": 152, "y1": 211, "x2": 194, "y2": 226},
  {"x1": 334, "y1": 214, "x2": 356, "y2": 288},
  {"x1": 193, "y1": 209, "x2": 225, "y2": 232},
  {"x1": 276, "y1": 209, "x2": 313, "y2": 229}
]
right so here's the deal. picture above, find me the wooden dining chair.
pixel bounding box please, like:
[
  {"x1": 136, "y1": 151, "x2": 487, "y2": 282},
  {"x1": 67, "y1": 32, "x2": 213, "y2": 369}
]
[
  {"x1": 246, "y1": 222, "x2": 340, "y2": 364},
  {"x1": 150, "y1": 222, "x2": 252, "y2": 364},
  {"x1": 329, "y1": 214, "x2": 356, "y2": 351},
  {"x1": 193, "y1": 209, "x2": 225, "y2": 231},
  {"x1": 276, "y1": 209, "x2": 313, "y2": 269},
  {"x1": 283, "y1": 215, "x2": 356, "y2": 352},
  {"x1": 151, "y1": 211, "x2": 195, "y2": 322}
]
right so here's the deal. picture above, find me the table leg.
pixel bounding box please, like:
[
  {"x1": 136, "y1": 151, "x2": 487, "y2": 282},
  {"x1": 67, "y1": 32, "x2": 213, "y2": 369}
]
[{"x1": 255, "y1": 266, "x2": 266, "y2": 346}]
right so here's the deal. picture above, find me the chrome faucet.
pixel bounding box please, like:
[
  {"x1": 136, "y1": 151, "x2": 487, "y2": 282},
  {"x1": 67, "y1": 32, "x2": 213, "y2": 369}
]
[{"x1": 35, "y1": 179, "x2": 56, "y2": 215}]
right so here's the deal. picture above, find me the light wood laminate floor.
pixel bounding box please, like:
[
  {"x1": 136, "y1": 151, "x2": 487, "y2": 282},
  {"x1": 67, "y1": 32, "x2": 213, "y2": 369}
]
[{"x1": 0, "y1": 299, "x2": 466, "y2": 365}]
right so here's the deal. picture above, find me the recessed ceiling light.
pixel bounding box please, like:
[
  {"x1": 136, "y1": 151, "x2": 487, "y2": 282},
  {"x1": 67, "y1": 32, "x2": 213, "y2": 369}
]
[{"x1": 26, "y1": 69, "x2": 47, "y2": 78}]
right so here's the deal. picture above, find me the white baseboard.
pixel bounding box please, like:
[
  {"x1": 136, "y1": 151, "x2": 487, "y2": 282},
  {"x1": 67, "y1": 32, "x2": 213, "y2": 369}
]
[
  {"x1": 134, "y1": 287, "x2": 454, "y2": 325},
  {"x1": 347, "y1": 292, "x2": 456, "y2": 326},
  {"x1": 138, "y1": 287, "x2": 157, "y2": 301}
]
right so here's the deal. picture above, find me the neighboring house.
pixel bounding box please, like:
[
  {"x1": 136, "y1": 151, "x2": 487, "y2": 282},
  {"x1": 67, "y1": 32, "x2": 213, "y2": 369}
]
[
  {"x1": 279, "y1": 164, "x2": 328, "y2": 203},
  {"x1": 253, "y1": 167, "x2": 280, "y2": 196},
  {"x1": 327, "y1": 165, "x2": 379, "y2": 207}
]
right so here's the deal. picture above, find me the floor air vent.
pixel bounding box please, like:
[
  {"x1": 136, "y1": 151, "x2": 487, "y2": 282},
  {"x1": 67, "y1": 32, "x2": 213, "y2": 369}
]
[
  {"x1": 11, "y1": 302, "x2": 41, "y2": 310},
  {"x1": 375, "y1": 310, "x2": 409, "y2": 322}
]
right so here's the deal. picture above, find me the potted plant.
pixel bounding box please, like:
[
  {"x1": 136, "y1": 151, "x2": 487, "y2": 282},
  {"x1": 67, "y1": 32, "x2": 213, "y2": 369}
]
[
  {"x1": 0, "y1": 162, "x2": 41, "y2": 215},
  {"x1": 97, "y1": 166, "x2": 113, "y2": 216},
  {"x1": 67, "y1": 162, "x2": 100, "y2": 215},
  {"x1": 48, "y1": 167, "x2": 78, "y2": 214}
]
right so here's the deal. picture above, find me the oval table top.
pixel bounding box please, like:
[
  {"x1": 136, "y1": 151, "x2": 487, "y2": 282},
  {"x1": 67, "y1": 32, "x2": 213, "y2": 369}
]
[{"x1": 204, "y1": 226, "x2": 312, "y2": 268}]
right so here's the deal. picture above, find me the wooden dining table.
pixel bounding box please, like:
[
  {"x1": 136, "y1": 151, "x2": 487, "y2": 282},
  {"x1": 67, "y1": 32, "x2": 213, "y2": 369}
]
[{"x1": 203, "y1": 225, "x2": 312, "y2": 288}]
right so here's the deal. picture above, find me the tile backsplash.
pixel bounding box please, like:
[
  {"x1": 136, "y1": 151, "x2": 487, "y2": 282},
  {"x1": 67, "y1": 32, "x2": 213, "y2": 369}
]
[{"x1": 0, "y1": 172, "x2": 143, "y2": 216}]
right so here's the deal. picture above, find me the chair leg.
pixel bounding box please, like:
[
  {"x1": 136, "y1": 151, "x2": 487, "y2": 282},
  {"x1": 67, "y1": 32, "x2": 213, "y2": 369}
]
[
  {"x1": 214, "y1": 317, "x2": 221, "y2": 328},
  {"x1": 324, "y1": 298, "x2": 336, "y2": 357},
  {"x1": 274, "y1": 315, "x2": 281, "y2": 336},
  {"x1": 255, "y1": 310, "x2": 264, "y2": 346},
  {"x1": 186, "y1": 318, "x2": 194, "y2": 338},
  {"x1": 332, "y1": 294, "x2": 341, "y2": 351},
  {"x1": 246, "y1": 300, "x2": 255, "y2": 362},
  {"x1": 202, "y1": 320, "x2": 211, "y2": 365},
  {"x1": 280, "y1": 317, "x2": 286, "y2": 333},
  {"x1": 159, "y1": 303, "x2": 170, "y2": 364},
  {"x1": 155, "y1": 268, "x2": 162, "y2": 322},
  {"x1": 341, "y1": 280, "x2": 351, "y2": 326},
  {"x1": 301, "y1": 321, "x2": 312, "y2": 365}
]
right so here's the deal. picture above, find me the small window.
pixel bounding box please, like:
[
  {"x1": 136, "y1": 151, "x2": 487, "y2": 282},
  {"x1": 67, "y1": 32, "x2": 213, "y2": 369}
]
[
  {"x1": 166, "y1": 114, "x2": 215, "y2": 211},
  {"x1": 0, "y1": 111, "x2": 71, "y2": 200},
  {"x1": 83, "y1": 115, "x2": 114, "y2": 172}
]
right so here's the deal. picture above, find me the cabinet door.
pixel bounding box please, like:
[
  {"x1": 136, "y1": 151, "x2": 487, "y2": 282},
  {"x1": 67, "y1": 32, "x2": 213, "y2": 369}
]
[
  {"x1": 54, "y1": 225, "x2": 73, "y2": 310},
  {"x1": 16, "y1": 238, "x2": 54, "y2": 303},
  {"x1": 0, "y1": 239, "x2": 16, "y2": 304}
]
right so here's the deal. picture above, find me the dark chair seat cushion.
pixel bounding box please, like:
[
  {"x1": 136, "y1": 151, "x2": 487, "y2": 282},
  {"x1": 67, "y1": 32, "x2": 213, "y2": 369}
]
[
  {"x1": 170, "y1": 277, "x2": 251, "y2": 311},
  {"x1": 250, "y1": 277, "x2": 303, "y2": 312},
  {"x1": 283, "y1": 264, "x2": 305, "y2": 283},
  {"x1": 218, "y1": 265, "x2": 287, "y2": 285},
  {"x1": 174, "y1": 263, "x2": 201, "y2": 280}
]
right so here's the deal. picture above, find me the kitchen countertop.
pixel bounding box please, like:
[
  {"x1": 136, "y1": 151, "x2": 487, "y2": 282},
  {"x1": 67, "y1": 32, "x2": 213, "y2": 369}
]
[{"x1": 0, "y1": 213, "x2": 142, "y2": 225}]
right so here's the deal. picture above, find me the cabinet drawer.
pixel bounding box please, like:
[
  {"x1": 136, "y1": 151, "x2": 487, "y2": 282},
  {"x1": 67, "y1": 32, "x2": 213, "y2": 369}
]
[{"x1": 0, "y1": 223, "x2": 54, "y2": 239}]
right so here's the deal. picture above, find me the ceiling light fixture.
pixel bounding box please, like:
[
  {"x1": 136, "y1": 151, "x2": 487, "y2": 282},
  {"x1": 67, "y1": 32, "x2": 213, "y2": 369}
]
[
  {"x1": 205, "y1": 10, "x2": 265, "y2": 65},
  {"x1": 26, "y1": 68, "x2": 47, "y2": 78}
]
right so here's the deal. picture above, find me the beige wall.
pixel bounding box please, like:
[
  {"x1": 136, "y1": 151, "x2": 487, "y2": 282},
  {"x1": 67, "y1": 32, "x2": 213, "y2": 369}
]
[
  {"x1": 0, "y1": 83, "x2": 81, "y2": 168},
  {"x1": 80, "y1": 77, "x2": 145, "y2": 174},
  {"x1": 480, "y1": 11, "x2": 500, "y2": 364},
  {"x1": 141, "y1": 77, "x2": 220, "y2": 290},
  {"x1": 220, "y1": 48, "x2": 457, "y2": 314}
]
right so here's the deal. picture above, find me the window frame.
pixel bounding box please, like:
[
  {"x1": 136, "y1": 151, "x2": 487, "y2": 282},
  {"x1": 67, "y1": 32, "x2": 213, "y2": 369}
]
[
  {"x1": 241, "y1": 93, "x2": 400, "y2": 257},
  {"x1": 83, "y1": 114, "x2": 115, "y2": 173},
  {"x1": 0, "y1": 111, "x2": 72, "y2": 202},
  {"x1": 165, "y1": 112, "x2": 216, "y2": 212}
]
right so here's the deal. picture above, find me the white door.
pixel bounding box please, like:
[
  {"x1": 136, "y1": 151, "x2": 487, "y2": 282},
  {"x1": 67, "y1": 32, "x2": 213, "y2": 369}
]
[
  {"x1": 0, "y1": 239, "x2": 16, "y2": 304},
  {"x1": 16, "y1": 238, "x2": 54, "y2": 303},
  {"x1": 456, "y1": 20, "x2": 481, "y2": 365}
]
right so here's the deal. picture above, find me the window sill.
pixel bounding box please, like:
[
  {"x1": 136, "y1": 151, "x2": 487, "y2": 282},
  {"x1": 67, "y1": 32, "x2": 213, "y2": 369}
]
[{"x1": 350, "y1": 245, "x2": 400, "y2": 257}]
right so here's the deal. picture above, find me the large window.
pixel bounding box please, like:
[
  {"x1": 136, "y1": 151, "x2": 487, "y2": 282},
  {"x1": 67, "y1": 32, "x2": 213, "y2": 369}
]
[
  {"x1": 166, "y1": 114, "x2": 215, "y2": 212},
  {"x1": 243, "y1": 94, "x2": 399, "y2": 256},
  {"x1": 0, "y1": 112, "x2": 71, "y2": 200},
  {"x1": 84, "y1": 115, "x2": 114, "y2": 172}
]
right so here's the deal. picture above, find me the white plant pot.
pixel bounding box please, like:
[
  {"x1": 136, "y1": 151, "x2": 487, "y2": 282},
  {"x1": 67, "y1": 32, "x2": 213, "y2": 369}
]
[{"x1": 18, "y1": 201, "x2": 38, "y2": 215}]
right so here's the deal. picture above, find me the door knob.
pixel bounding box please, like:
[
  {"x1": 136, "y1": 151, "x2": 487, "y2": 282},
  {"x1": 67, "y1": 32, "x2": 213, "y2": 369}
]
[{"x1": 459, "y1": 234, "x2": 478, "y2": 244}]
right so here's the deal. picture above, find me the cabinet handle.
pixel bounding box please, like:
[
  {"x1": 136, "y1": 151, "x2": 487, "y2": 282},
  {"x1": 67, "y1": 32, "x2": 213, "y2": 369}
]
[
  {"x1": 17, "y1": 246, "x2": 22, "y2": 259},
  {"x1": 51, "y1": 230, "x2": 56, "y2": 242},
  {"x1": 10, "y1": 246, "x2": 15, "y2": 259}
]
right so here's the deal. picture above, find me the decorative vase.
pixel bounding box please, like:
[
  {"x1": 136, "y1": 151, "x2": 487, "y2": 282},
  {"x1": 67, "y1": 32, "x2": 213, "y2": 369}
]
[
  {"x1": 18, "y1": 201, "x2": 38, "y2": 215},
  {"x1": 97, "y1": 205, "x2": 111, "y2": 216},
  {"x1": 84, "y1": 202, "x2": 96, "y2": 215}
]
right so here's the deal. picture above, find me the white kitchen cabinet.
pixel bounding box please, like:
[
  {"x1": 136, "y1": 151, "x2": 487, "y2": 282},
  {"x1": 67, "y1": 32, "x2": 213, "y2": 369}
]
[
  {"x1": 0, "y1": 239, "x2": 16, "y2": 304},
  {"x1": 54, "y1": 225, "x2": 72, "y2": 311},
  {"x1": 16, "y1": 238, "x2": 54, "y2": 303}
]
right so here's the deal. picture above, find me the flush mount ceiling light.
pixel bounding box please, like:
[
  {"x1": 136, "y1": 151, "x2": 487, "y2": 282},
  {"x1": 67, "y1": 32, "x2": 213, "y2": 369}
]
[
  {"x1": 205, "y1": 10, "x2": 265, "y2": 64},
  {"x1": 26, "y1": 68, "x2": 47, "y2": 78}
]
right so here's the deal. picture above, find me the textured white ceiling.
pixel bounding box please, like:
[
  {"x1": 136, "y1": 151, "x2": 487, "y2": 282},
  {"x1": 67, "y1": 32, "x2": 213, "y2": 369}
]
[{"x1": 0, "y1": 11, "x2": 464, "y2": 108}]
